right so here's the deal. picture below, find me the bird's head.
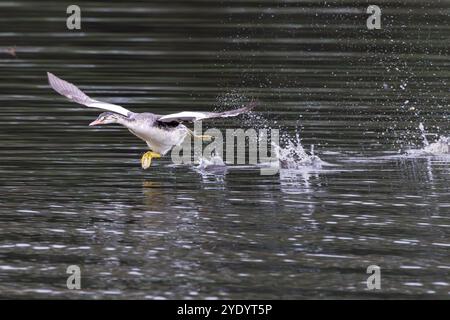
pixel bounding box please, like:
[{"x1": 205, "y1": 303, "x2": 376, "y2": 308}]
[{"x1": 89, "y1": 112, "x2": 120, "y2": 126}]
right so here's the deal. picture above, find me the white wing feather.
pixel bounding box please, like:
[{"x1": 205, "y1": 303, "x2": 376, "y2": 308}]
[
  {"x1": 158, "y1": 101, "x2": 256, "y2": 123},
  {"x1": 47, "y1": 72, "x2": 132, "y2": 117},
  {"x1": 158, "y1": 111, "x2": 210, "y2": 122}
]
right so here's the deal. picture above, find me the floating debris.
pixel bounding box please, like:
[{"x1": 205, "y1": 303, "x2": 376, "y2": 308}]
[{"x1": 2, "y1": 46, "x2": 17, "y2": 58}]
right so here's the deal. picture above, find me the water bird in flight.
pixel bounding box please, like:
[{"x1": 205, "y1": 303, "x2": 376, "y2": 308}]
[{"x1": 47, "y1": 72, "x2": 254, "y2": 169}]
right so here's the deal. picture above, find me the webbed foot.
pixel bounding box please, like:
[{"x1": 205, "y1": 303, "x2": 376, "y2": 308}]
[{"x1": 141, "y1": 151, "x2": 161, "y2": 169}]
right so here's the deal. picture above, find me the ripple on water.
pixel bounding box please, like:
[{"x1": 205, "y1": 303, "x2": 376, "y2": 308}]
[{"x1": 1, "y1": 1, "x2": 450, "y2": 300}]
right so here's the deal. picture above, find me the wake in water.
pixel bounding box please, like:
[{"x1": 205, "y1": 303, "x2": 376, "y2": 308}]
[
  {"x1": 342, "y1": 122, "x2": 449, "y2": 164},
  {"x1": 194, "y1": 130, "x2": 325, "y2": 174},
  {"x1": 194, "y1": 95, "x2": 326, "y2": 174}
]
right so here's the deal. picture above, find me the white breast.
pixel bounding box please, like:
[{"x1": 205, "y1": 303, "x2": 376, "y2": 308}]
[{"x1": 129, "y1": 125, "x2": 188, "y2": 155}]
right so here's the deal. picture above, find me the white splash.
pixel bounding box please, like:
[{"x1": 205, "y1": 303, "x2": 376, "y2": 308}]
[
  {"x1": 418, "y1": 122, "x2": 429, "y2": 146},
  {"x1": 274, "y1": 133, "x2": 324, "y2": 170},
  {"x1": 422, "y1": 136, "x2": 449, "y2": 155},
  {"x1": 407, "y1": 123, "x2": 449, "y2": 156},
  {"x1": 196, "y1": 155, "x2": 227, "y2": 172}
]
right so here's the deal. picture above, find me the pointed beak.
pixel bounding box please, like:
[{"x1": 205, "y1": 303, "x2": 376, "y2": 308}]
[{"x1": 89, "y1": 119, "x2": 103, "y2": 126}]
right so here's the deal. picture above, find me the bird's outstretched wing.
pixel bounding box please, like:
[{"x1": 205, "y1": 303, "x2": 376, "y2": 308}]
[
  {"x1": 47, "y1": 72, "x2": 132, "y2": 117},
  {"x1": 158, "y1": 100, "x2": 256, "y2": 123}
]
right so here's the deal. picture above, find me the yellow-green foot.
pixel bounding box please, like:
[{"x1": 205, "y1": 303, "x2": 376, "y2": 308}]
[
  {"x1": 194, "y1": 134, "x2": 213, "y2": 142},
  {"x1": 186, "y1": 128, "x2": 213, "y2": 142},
  {"x1": 141, "y1": 151, "x2": 161, "y2": 169}
]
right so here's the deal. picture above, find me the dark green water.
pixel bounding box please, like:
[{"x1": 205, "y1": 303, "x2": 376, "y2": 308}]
[{"x1": 0, "y1": 1, "x2": 449, "y2": 299}]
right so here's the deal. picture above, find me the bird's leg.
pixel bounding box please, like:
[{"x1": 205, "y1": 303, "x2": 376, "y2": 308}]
[
  {"x1": 141, "y1": 151, "x2": 161, "y2": 169},
  {"x1": 186, "y1": 128, "x2": 213, "y2": 141},
  {"x1": 194, "y1": 134, "x2": 213, "y2": 141}
]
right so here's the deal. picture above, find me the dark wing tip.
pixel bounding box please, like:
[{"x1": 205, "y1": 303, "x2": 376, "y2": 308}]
[
  {"x1": 46, "y1": 72, "x2": 92, "y2": 105},
  {"x1": 47, "y1": 71, "x2": 55, "y2": 82},
  {"x1": 47, "y1": 72, "x2": 60, "y2": 89},
  {"x1": 245, "y1": 99, "x2": 257, "y2": 111},
  {"x1": 236, "y1": 99, "x2": 258, "y2": 114},
  {"x1": 46, "y1": 72, "x2": 66, "y2": 96},
  {"x1": 218, "y1": 99, "x2": 258, "y2": 118}
]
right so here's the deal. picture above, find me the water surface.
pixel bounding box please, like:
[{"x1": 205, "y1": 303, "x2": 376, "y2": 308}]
[{"x1": 0, "y1": 1, "x2": 449, "y2": 299}]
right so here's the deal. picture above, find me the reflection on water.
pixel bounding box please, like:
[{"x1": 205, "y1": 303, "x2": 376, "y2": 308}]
[{"x1": 0, "y1": 1, "x2": 449, "y2": 299}]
